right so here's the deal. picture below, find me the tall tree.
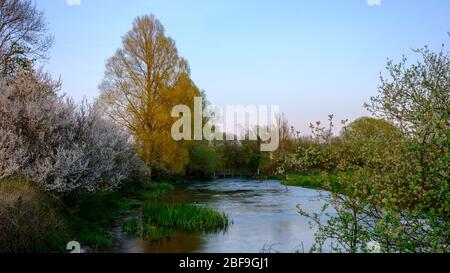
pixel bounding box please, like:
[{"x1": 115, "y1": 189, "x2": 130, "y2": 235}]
[
  {"x1": 99, "y1": 15, "x2": 200, "y2": 176},
  {"x1": 0, "y1": 0, "x2": 53, "y2": 76}
]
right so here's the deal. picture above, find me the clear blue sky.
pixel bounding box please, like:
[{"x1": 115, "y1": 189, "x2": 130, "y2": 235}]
[{"x1": 36, "y1": 0, "x2": 450, "y2": 133}]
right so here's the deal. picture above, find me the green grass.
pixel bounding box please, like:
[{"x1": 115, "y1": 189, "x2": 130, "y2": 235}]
[
  {"x1": 63, "y1": 192, "x2": 142, "y2": 248},
  {"x1": 121, "y1": 182, "x2": 177, "y2": 240},
  {"x1": 281, "y1": 173, "x2": 341, "y2": 191},
  {"x1": 122, "y1": 183, "x2": 229, "y2": 241},
  {"x1": 141, "y1": 182, "x2": 174, "y2": 200},
  {"x1": 122, "y1": 218, "x2": 171, "y2": 241},
  {"x1": 122, "y1": 218, "x2": 140, "y2": 234},
  {"x1": 64, "y1": 181, "x2": 227, "y2": 247},
  {"x1": 141, "y1": 225, "x2": 171, "y2": 241},
  {"x1": 143, "y1": 203, "x2": 230, "y2": 232}
]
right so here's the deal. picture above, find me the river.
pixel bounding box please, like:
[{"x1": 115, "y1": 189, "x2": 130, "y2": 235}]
[{"x1": 106, "y1": 179, "x2": 331, "y2": 253}]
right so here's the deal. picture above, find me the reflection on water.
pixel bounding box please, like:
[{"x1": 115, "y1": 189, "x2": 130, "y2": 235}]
[{"x1": 108, "y1": 179, "x2": 330, "y2": 253}]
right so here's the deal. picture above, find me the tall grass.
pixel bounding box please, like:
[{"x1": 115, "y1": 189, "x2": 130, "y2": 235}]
[
  {"x1": 122, "y1": 182, "x2": 230, "y2": 241},
  {"x1": 122, "y1": 218, "x2": 171, "y2": 241},
  {"x1": 141, "y1": 182, "x2": 174, "y2": 200},
  {"x1": 143, "y1": 204, "x2": 230, "y2": 232}
]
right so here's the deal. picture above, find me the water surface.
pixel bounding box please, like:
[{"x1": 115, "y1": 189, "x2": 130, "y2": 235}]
[{"x1": 109, "y1": 179, "x2": 330, "y2": 253}]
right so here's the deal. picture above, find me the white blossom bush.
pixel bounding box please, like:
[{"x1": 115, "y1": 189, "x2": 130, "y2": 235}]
[
  {"x1": 0, "y1": 72, "x2": 143, "y2": 192},
  {"x1": 0, "y1": 128, "x2": 28, "y2": 180}
]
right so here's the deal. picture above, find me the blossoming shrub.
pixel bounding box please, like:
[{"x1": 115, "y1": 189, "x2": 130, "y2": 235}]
[
  {"x1": 0, "y1": 71, "x2": 142, "y2": 193},
  {"x1": 279, "y1": 45, "x2": 449, "y2": 253}
]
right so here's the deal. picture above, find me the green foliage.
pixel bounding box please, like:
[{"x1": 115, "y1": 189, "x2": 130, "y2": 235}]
[
  {"x1": 362, "y1": 45, "x2": 449, "y2": 252},
  {"x1": 122, "y1": 218, "x2": 171, "y2": 241},
  {"x1": 122, "y1": 181, "x2": 175, "y2": 240},
  {"x1": 122, "y1": 218, "x2": 140, "y2": 234},
  {"x1": 277, "y1": 116, "x2": 341, "y2": 175},
  {"x1": 141, "y1": 182, "x2": 174, "y2": 200},
  {"x1": 339, "y1": 117, "x2": 403, "y2": 169},
  {"x1": 143, "y1": 204, "x2": 230, "y2": 232},
  {"x1": 188, "y1": 144, "x2": 220, "y2": 179},
  {"x1": 242, "y1": 140, "x2": 263, "y2": 174},
  {"x1": 215, "y1": 138, "x2": 265, "y2": 176},
  {"x1": 141, "y1": 225, "x2": 172, "y2": 241},
  {"x1": 65, "y1": 181, "x2": 174, "y2": 247},
  {"x1": 122, "y1": 182, "x2": 229, "y2": 241},
  {"x1": 288, "y1": 44, "x2": 450, "y2": 253},
  {"x1": 217, "y1": 140, "x2": 248, "y2": 173},
  {"x1": 63, "y1": 191, "x2": 141, "y2": 247}
]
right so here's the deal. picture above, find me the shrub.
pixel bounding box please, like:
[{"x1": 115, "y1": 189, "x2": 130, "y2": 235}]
[
  {"x1": 187, "y1": 144, "x2": 220, "y2": 180},
  {"x1": 292, "y1": 44, "x2": 450, "y2": 253},
  {"x1": 276, "y1": 116, "x2": 345, "y2": 176},
  {"x1": 339, "y1": 117, "x2": 403, "y2": 169},
  {"x1": 0, "y1": 71, "x2": 143, "y2": 193}
]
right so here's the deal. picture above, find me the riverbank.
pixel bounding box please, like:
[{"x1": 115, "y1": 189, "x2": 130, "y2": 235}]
[
  {"x1": 1, "y1": 177, "x2": 325, "y2": 253},
  {"x1": 280, "y1": 173, "x2": 340, "y2": 192},
  {"x1": 0, "y1": 178, "x2": 231, "y2": 252},
  {"x1": 102, "y1": 179, "x2": 326, "y2": 253},
  {"x1": 120, "y1": 183, "x2": 230, "y2": 242},
  {"x1": 78, "y1": 181, "x2": 230, "y2": 251}
]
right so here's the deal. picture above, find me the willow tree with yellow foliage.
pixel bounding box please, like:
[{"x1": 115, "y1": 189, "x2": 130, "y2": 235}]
[{"x1": 99, "y1": 15, "x2": 200, "y2": 176}]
